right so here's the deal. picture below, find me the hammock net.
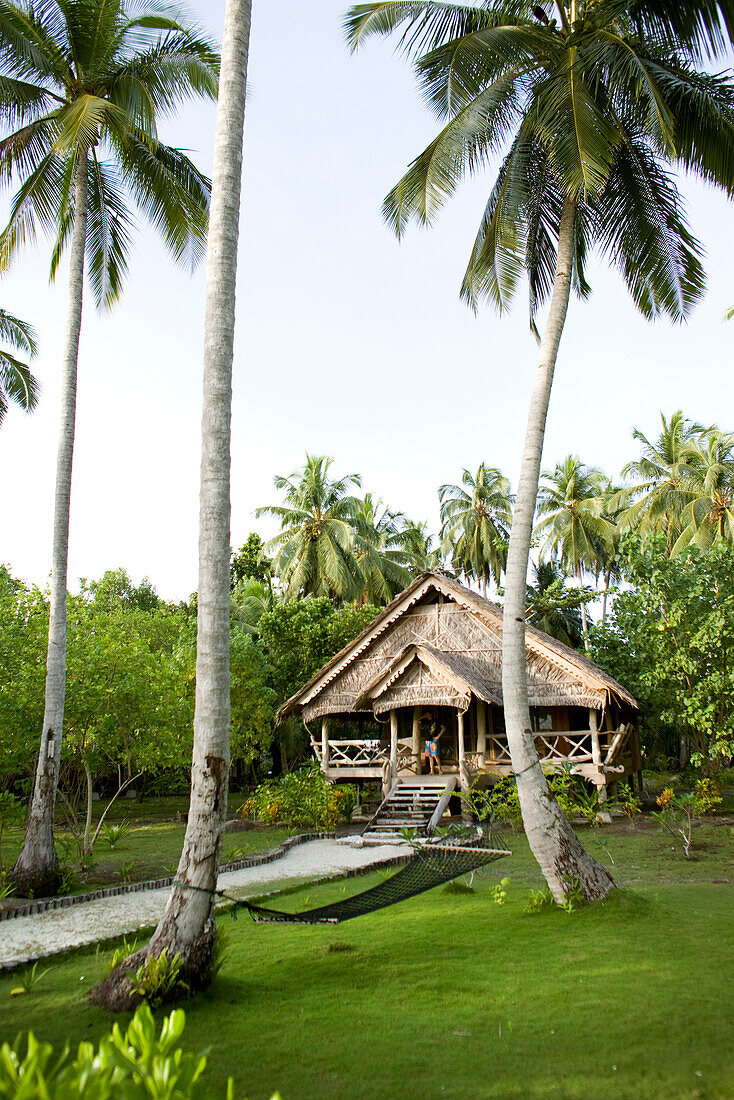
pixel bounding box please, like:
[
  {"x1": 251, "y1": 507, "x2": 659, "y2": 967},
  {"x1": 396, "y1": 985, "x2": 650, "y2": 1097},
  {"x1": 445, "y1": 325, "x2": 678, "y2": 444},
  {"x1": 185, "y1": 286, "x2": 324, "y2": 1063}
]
[{"x1": 178, "y1": 831, "x2": 511, "y2": 926}]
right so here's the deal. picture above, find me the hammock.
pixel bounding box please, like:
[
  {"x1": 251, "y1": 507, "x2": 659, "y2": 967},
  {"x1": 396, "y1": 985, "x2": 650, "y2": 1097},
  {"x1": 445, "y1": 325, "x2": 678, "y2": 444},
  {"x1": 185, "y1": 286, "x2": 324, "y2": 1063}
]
[{"x1": 174, "y1": 836, "x2": 511, "y2": 926}]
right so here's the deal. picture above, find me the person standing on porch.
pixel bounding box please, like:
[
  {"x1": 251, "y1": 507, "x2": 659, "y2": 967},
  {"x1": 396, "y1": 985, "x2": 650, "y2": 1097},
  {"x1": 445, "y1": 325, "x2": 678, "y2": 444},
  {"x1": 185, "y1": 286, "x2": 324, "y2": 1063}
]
[{"x1": 424, "y1": 718, "x2": 446, "y2": 775}]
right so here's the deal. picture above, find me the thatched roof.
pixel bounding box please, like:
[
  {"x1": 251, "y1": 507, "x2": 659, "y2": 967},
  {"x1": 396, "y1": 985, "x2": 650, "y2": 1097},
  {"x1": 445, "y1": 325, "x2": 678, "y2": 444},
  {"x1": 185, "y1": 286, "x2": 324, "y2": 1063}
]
[{"x1": 277, "y1": 572, "x2": 638, "y2": 723}]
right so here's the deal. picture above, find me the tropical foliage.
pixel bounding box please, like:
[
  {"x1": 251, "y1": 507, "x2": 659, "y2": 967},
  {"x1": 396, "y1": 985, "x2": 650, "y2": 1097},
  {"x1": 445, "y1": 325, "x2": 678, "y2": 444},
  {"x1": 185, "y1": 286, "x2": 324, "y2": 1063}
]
[
  {"x1": 0, "y1": 307, "x2": 38, "y2": 423},
  {"x1": 592, "y1": 538, "x2": 734, "y2": 770},
  {"x1": 439, "y1": 464, "x2": 512, "y2": 594}
]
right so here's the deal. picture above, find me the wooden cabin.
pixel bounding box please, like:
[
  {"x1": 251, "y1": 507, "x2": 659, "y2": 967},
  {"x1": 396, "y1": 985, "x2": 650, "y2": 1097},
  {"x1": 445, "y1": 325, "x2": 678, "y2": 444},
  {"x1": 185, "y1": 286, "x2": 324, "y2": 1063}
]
[{"x1": 277, "y1": 572, "x2": 641, "y2": 799}]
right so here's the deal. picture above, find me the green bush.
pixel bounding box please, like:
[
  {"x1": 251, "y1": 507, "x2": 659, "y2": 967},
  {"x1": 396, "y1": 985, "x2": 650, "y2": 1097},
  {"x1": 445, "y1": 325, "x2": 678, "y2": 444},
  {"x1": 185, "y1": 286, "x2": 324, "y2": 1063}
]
[
  {"x1": 242, "y1": 764, "x2": 354, "y2": 830},
  {"x1": 0, "y1": 1003, "x2": 281, "y2": 1099},
  {"x1": 128, "y1": 948, "x2": 187, "y2": 1008}
]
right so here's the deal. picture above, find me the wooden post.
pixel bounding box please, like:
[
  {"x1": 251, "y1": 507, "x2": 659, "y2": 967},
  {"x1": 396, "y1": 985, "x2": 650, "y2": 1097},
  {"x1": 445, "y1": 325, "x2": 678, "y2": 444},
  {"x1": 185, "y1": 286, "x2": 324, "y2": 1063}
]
[
  {"x1": 457, "y1": 709, "x2": 467, "y2": 790},
  {"x1": 321, "y1": 716, "x2": 329, "y2": 776},
  {"x1": 390, "y1": 708, "x2": 399, "y2": 783},
  {"x1": 589, "y1": 707, "x2": 610, "y2": 821},
  {"x1": 412, "y1": 706, "x2": 422, "y2": 776},
  {"x1": 477, "y1": 701, "x2": 487, "y2": 768}
]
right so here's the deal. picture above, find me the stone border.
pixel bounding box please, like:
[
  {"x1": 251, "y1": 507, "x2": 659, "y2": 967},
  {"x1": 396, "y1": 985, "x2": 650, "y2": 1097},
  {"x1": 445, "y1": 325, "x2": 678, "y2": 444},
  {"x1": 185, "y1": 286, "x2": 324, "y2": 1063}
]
[
  {"x1": 0, "y1": 831, "x2": 337, "y2": 923},
  {"x1": 0, "y1": 849, "x2": 413, "y2": 972}
]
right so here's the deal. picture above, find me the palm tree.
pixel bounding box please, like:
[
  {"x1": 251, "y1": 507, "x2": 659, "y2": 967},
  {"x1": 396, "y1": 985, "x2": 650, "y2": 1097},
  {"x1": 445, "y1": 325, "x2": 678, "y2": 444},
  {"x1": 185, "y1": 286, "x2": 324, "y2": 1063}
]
[
  {"x1": 616, "y1": 410, "x2": 707, "y2": 551},
  {"x1": 345, "y1": 1, "x2": 734, "y2": 901},
  {"x1": 231, "y1": 577, "x2": 275, "y2": 635},
  {"x1": 3, "y1": 0, "x2": 218, "y2": 898},
  {"x1": 397, "y1": 518, "x2": 445, "y2": 575},
  {"x1": 595, "y1": 477, "x2": 624, "y2": 626},
  {"x1": 674, "y1": 429, "x2": 734, "y2": 551},
  {"x1": 353, "y1": 493, "x2": 413, "y2": 604},
  {"x1": 439, "y1": 464, "x2": 512, "y2": 596},
  {"x1": 535, "y1": 456, "x2": 614, "y2": 647},
  {"x1": 0, "y1": 307, "x2": 37, "y2": 423},
  {"x1": 256, "y1": 454, "x2": 364, "y2": 602},
  {"x1": 92, "y1": 0, "x2": 253, "y2": 1012},
  {"x1": 525, "y1": 559, "x2": 588, "y2": 649}
]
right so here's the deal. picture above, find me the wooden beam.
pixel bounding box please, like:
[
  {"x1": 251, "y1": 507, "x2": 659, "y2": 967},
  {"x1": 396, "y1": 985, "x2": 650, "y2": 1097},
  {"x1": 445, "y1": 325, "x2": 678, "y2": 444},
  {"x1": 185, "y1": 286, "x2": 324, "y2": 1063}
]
[
  {"x1": 412, "y1": 706, "x2": 422, "y2": 776},
  {"x1": 588, "y1": 708, "x2": 611, "y2": 820},
  {"x1": 477, "y1": 701, "x2": 487, "y2": 768},
  {"x1": 321, "y1": 716, "x2": 330, "y2": 775},
  {"x1": 390, "y1": 708, "x2": 399, "y2": 782},
  {"x1": 457, "y1": 709, "x2": 468, "y2": 792}
]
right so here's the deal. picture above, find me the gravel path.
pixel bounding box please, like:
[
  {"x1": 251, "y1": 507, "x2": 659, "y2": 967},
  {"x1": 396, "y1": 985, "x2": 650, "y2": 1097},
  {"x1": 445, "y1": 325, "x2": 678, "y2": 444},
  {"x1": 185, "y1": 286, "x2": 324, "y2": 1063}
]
[{"x1": 0, "y1": 839, "x2": 408, "y2": 968}]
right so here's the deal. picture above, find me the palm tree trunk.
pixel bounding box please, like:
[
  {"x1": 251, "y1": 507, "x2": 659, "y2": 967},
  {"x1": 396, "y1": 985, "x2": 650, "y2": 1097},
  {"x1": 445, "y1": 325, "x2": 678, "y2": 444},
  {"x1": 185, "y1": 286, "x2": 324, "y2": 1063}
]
[
  {"x1": 577, "y1": 563, "x2": 590, "y2": 651},
  {"x1": 91, "y1": 0, "x2": 252, "y2": 1011},
  {"x1": 501, "y1": 195, "x2": 613, "y2": 903},
  {"x1": 12, "y1": 152, "x2": 89, "y2": 899}
]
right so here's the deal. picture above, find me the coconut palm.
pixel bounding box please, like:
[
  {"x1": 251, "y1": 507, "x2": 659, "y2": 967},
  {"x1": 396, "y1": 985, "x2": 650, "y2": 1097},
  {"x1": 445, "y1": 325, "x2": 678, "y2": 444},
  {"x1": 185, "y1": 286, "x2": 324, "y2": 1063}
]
[
  {"x1": 346, "y1": 0, "x2": 734, "y2": 901},
  {"x1": 231, "y1": 578, "x2": 275, "y2": 636},
  {"x1": 397, "y1": 518, "x2": 446, "y2": 575},
  {"x1": 92, "y1": 0, "x2": 252, "y2": 1012},
  {"x1": 257, "y1": 455, "x2": 364, "y2": 602},
  {"x1": 525, "y1": 559, "x2": 588, "y2": 648},
  {"x1": 535, "y1": 456, "x2": 614, "y2": 647},
  {"x1": 674, "y1": 429, "x2": 734, "y2": 551},
  {"x1": 439, "y1": 464, "x2": 512, "y2": 595},
  {"x1": 353, "y1": 493, "x2": 413, "y2": 604},
  {"x1": 0, "y1": 307, "x2": 37, "y2": 423},
  {"x1": 616, "y1": 410, "x2": 708, "y2": 551},
  {"x1": 595, "y1": 477, "x2": 624, "y2": 626},
  {"x1": 3, "y1": 0, "x2": 218, "y2": 898}
]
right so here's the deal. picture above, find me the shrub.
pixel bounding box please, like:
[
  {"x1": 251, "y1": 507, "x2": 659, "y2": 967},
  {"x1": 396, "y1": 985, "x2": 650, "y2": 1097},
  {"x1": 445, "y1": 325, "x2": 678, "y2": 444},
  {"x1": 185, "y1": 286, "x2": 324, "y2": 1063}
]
[
  {"x1": 128, "y1": 948, "x2": 188, "y2": 1008},
  {"x1": 242, "y1": 764, "x2": 352, "y2": 830},
  {"x1": 0, "y1": 1003, "x2": 280, "y2": 1098}
]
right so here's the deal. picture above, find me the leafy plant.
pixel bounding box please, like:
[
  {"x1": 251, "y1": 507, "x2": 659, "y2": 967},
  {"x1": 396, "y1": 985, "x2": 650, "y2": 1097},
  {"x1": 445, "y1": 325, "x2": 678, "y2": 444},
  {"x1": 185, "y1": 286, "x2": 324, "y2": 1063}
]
[
  {"x1": 654, "y1": 781, "x2": 722, "y2": 859},
  {"x1": 0, "y1": 1003, "x2": 262, "y2": 1098},
  {"x1": 524, "y1": 887, "x2": 554, "y2": 914},
  {"x1": 0, "y1": 872, "x2": 13, "y2": 901},
  {"x1": 59, "y1": 866, "x2": 76, "y2": 895},
  {"x1": 118, "y1": 859, "x2": 135, "y2": 883},
  {"x1": 107, "y1": 937, "x2": 139, "y2": 975},
  {"x1": 101, "y1": 820, "x2": 131, "y2": 849},
  {"x1": 224, "y1": 845, "x2": 250, "y2": 861},
  {"x1": 490, "y1": 878, "x2": 510, "y2": 907},
  {"x1": 558, "y1": 876, "x2": 584, "y2": 914},
  {"x1": 128, "y1": 948, "x2": 188, "y2": 1009},
  {"x1": 9, "y1": 961, "x2": 51, "y2": 997},
  {"x1": 243, "y1": 763, "x2": 351, "y2": 830}
]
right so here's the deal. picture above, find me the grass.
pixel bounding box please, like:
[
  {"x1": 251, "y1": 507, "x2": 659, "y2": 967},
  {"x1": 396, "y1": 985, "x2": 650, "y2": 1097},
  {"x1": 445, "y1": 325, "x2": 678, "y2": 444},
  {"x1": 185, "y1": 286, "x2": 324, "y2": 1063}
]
[
  {"x1": 1, "y1": 817, "x2": 733, "y2": 1099},
  {"x1": 1, "y1": 795, "x2": 293, "y2": 896}
]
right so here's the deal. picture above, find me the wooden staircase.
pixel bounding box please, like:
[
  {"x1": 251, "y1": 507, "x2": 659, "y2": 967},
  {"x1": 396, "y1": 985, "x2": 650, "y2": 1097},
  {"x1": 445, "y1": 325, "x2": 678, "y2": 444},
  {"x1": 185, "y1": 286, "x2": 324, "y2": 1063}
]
[{"x1": 361, "y1": 777, "x2": 458, "y2": 840}]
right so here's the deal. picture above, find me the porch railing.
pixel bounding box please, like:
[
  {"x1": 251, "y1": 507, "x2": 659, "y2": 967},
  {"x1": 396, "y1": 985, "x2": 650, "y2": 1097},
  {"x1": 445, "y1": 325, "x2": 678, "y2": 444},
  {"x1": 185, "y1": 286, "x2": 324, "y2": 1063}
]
[
  {"x1": 312, "y1": 730, "x2": 598, "y2": 771},
  {"x1": 311, "y1": 737, "x2": 413, "y2": 770}
]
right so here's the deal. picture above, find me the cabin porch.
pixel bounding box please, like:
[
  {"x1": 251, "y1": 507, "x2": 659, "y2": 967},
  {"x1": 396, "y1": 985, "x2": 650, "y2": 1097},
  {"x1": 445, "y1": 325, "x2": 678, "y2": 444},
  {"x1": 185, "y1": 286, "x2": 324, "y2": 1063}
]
[{"x1": 310, "y1": 700, "x2": 642, "y2": 795}]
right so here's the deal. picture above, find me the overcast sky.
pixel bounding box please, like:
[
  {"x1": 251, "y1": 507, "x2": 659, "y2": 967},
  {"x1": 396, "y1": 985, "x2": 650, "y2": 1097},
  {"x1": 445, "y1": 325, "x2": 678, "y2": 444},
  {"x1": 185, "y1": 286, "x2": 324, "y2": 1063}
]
[{"x1": 1, "y1": 1, "x2": 732, "y2": 602}]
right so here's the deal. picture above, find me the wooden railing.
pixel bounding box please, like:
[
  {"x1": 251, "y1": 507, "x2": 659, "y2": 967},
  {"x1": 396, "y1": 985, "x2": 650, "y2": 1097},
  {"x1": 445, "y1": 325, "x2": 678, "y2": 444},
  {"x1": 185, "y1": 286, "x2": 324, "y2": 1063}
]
[
  {"x1": 311, "y1": 737, "x2": 413, "y2": 769},
  {"x1": 471, "y1": 729, "x2": 597, "y2": 769}
]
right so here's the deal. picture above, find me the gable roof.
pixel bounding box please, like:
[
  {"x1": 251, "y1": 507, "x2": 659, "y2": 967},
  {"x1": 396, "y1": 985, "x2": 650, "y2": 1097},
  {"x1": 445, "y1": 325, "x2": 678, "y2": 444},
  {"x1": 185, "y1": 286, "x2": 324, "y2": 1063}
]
[
  {"x1": 353, "y1": 642, "x2": 501, "y2": 712},
  {"x1": 276, "y1": 572, "x2": 638, "y2": 722}
]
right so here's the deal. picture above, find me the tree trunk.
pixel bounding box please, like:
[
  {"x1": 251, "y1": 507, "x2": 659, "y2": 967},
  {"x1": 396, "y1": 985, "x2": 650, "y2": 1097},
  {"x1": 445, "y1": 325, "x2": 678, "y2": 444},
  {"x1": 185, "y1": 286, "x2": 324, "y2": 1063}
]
[
  {"x1": 500, "y1": 195, "x2": 614, "y2": 904},
  {"x1": 83, "y1": 759, "x2": 93, "y2": 855},
  {"x1": 577, "y1": 563, "x2": 590, "y2": 651},
  {"x1": 11, "y1": 152, "x2": 89, "y2": 899},
  {"x1": 91, "y1": 0, "x2": 252, "y2": 1012}
]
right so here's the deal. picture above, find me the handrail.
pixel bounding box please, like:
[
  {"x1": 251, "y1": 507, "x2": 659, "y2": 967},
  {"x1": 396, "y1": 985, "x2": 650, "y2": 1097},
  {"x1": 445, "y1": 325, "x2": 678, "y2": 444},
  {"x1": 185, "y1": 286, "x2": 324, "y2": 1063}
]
[{"x1": 426, "y1": 776, "x2": 458, "y2": 834}]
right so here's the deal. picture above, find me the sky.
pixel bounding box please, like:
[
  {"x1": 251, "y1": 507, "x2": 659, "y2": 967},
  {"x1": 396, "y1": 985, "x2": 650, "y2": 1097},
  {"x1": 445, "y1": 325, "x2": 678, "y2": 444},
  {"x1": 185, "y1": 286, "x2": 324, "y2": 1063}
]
[{"x1": 1, "y1": 1, "x2": 733, "y2": 602}]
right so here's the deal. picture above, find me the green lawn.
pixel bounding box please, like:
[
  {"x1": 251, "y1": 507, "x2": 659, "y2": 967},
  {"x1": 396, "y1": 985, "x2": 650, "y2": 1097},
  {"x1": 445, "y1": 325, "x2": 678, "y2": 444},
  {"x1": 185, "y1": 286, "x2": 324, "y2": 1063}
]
[
  {"x1": 2, "y1": 818, "x2": 732, "y2": 1099},
  {"x1": 1, "y1": 796, "x2": 292, "y2": 895}
]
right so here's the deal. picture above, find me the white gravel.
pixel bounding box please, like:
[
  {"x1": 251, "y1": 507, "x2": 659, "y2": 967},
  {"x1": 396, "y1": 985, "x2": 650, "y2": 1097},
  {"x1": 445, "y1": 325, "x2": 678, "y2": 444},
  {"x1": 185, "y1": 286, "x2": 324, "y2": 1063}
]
[{"x1": 0, "y1": 839, "x2": 408, "y2": 967}]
